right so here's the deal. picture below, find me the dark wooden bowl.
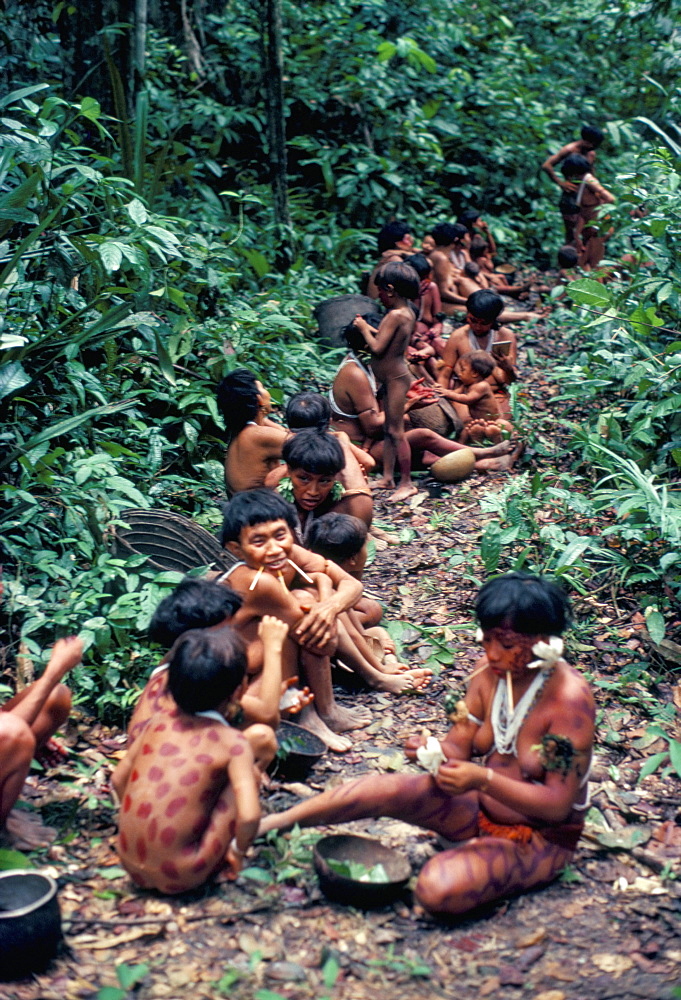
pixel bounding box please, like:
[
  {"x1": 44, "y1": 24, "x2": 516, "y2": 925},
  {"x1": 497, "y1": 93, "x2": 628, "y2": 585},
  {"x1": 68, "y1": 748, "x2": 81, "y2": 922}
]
[
  {"x1": 269, "y1": 721, "x2": 325, "y2": 780},
  {"x1": 0, "y1": 871, "x2": 61, "y2": 980},
  {"x1": 313, "y1": 834, "x2": 411, "y2": 908}
]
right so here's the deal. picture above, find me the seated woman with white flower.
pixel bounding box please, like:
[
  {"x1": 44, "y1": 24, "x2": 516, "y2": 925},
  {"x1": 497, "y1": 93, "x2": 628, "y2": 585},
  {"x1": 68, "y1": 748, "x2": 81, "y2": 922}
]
[{"x1": 258, "y1": 572, "x2": 595, "y2": 917}]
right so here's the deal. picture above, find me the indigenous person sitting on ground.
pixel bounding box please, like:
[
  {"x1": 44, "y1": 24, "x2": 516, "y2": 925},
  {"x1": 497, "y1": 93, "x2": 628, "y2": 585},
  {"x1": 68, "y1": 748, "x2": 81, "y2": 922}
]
[
  {"x1": 128, "y1": 579, "x2": 309, "y2": 771},
  {"x1": 455, "y1": 261, "x2": 487, "y2": 299},
  {"x1": 306, "y1": 513, "x2": 400, "y2": 671},
  {"x1": 330, "y1": 315, "x2": 519, "y2": 473},
  {"x1": 264, "y1": 393, "x2": 375, "y2": 530},
  {"x1": 1, "y1": 635, "x2": 79, "y2": 849},
  {"x1": 458, "y1": 208, "x2": 498, "y2": 257},
  {"x1": 542, "y1": 124, "x2": 604, "y2": 192},
  {"x1": 218, "y1": 489, "x2": 371, "y2": 751},
  {"x1": 259, "y1": 572, "x2": 595, "y2": 918},
  {"x1": 421, "y1": 232, "x2": 436, "y2": 254},
  {"x1": 438, "y1": 290, "x2": 517, "y2": 421},
  {"x1": 365, "y1": 220, "x2": 415, "y2": 298},
  {"x1": 113, "y1": 626, "x2": 262, "y2": 894},
  {"x1": 352, "y1": 261, "x2": 421, "y2": 502},
  {"x1": 437, "y1": 351, "x2": 517, "y2": 447},
  {"x1": 276, "y1": 430, "x2": 429, "y2": 690},
  {"x1": 218, "y1": 369, "x2": 287, "y2": 495},
  {"x1": 558, "y1": 154, "x2": 615, "y2": 269},
  {"x1": 447, "y1": 222, "x2": 472, "y2": 271},
  {"x1": 470, "y1": 239, "x2": 533, "y2": 298},
  {"x1": 426, "y1": 222, "x2": 470, "y2": 314},
  {"x1": 404, "y1": 253, "x2": 446, "y2": 365}
]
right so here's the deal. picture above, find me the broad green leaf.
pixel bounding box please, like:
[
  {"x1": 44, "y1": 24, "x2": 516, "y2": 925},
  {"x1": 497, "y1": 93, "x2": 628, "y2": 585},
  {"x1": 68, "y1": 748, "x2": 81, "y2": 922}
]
[
  {"x1": 126, "y1": 197, "x2": 148, "y2": 226},
  {"x1": 116, "y1": 963, "x2": 149, "y2": 990},
  {"x1": 0, "y1": 361, "x2": 31, "y2": 400},
  {"x1": 645, "y1": 610, "x2": 665, "y2": 645},
  {"x1": 95, "y1": 988, "x2": 126, "y2": 1000},
  {"x1": 594, "y1": 825, "x2": 651, "y2": 850},
  {"x1": 0, "y1": 848, "x2": 31, "y2": 870},
  {"x1": 239, "y1": 866, "x2": 274, "y2": 883},
  {"x1": 566, "y1": 278, "x2": 612, "y2": 310},
  {"x1": 668, "y1": 739, "x2": 681, "y2": 779},
  {"x1": 98, "y1": 242, "x2": 123, "y2": 272},
  {"x1": 78, "y1": 96, "x2": 101, "y2": 122},
  {"x1": 638, "y1": 751, "x2": 668, "y2": 782},
  {"x1": 154, "y1": 330, "x2": 177, "y2": 385}
]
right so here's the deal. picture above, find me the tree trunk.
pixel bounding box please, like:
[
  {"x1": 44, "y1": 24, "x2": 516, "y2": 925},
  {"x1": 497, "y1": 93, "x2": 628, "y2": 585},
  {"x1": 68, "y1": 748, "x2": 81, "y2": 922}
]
[{"x1": 262, "y1": 0, "x2": 292, "y2": 268}]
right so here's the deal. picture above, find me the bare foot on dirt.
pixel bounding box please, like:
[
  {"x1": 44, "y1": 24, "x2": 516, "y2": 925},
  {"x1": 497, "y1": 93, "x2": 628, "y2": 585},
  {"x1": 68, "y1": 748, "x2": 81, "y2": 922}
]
[
  {"x1": 320, "y1": 702, "x2": 372, "y2": 733},
  {"x1": 35, "y1": 736, "x2": 69, "y2": 769},
  {"x1": 297, "y1": 705, "x2": 352, "y2": 752},
  {"x1": 370, "y1": 477, "x2": 394, "y2": 491},
  {"x1": 373, "y1": 668, "x2": 432, "y2": 694},
  {"x1": 370, "y1": 526, "x2": 400, "y2": 545},
  {"x1": 472, "y1": 440, "x2": 514, "y2": 458},
  {"x1": 379, "y1": 653, "x2": 411, "y2": 675},
  {"x1": 2, "y1": 809, "x2": 57, "y2": 850},
  {"x1": 475, "y1": 440, "x2": 525, "y2": 472},
  {"x1": 389, "y1": 483, "x2": 418, "y2": 502}
]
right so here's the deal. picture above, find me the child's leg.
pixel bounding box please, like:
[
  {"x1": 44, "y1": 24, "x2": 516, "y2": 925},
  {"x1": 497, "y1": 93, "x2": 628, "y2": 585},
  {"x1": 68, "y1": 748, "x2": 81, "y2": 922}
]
[
  {"x1": 298, "y1": 650, "x2": 371, "y2": 751},
  {"x1": 0, "y1": 714, "x2": 36, "y2": 827},
  {"x1": 335, "y1": 615, "x2": 431, "y2": 692},
  {"x1": 380, "y1": 373, "x2": 416, "y2": 501},
  {"x1": 415, "y1": 834, "x2": 573, "y2": 916}
]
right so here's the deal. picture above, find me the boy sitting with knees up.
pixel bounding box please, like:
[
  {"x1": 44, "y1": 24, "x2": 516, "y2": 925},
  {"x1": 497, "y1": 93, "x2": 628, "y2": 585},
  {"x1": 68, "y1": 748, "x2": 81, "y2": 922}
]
[
  {"x1": 222, "y1": 490, "x2": 428, "y2": 743},
  {"x1": 127, "y1": 578, "x2": 306, "y2": 771},
  {"x1": 306, "y1": 512, "x2": 403, "y2": 672},
  {"x1": 439, "y1": 350, "x2": 517, "y2": 447},
  {"x1": 112, "y1": 626, "x2": 262, "y2": 893},
  {"x1": 218, "y1": 488, "x2": 370, "y2": 752}
]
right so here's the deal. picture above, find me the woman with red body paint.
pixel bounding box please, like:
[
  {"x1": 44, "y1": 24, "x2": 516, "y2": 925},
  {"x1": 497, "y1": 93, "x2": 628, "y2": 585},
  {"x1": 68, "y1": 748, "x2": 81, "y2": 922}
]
[{"x1": 259, "y1": 573, "x2": 595, "y2": 917}]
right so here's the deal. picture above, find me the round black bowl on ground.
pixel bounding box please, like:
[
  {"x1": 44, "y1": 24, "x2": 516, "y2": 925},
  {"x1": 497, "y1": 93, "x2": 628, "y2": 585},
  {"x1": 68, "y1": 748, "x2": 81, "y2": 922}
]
[
  {"x1": 269, "y1": 720, "x2": 325, "y2": 780},
  {"x1": 313, "y1": 834, "x2": 412, "y2": 908},
  {"x1": 0, "y1": 870, "x2": 62, "y2": 980}
]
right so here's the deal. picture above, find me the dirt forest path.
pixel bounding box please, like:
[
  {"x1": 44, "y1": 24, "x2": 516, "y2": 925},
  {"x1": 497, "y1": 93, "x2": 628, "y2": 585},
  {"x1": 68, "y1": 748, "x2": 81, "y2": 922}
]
[{"x1": 5, "y1": 325, "x2": 681, "y2": 1000}]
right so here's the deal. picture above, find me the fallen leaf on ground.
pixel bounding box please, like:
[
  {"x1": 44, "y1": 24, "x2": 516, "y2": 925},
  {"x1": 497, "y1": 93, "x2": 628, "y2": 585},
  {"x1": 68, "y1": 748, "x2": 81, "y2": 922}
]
[{"x1": 591, "y1": 953, "x2": 634, "y2": 976}]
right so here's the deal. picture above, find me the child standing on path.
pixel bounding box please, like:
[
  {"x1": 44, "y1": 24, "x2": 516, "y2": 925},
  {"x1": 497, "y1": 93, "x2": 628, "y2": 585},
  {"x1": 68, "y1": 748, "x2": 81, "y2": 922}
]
[{"x1": 353, "y1": 261, "x2": 419, "y2": 502}]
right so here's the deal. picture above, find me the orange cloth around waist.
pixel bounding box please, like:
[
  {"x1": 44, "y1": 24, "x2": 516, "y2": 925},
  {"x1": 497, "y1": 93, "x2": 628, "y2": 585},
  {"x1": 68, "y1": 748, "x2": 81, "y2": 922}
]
[{"x1": 478, "y1": 813, "x2": 534, "y2": 844}]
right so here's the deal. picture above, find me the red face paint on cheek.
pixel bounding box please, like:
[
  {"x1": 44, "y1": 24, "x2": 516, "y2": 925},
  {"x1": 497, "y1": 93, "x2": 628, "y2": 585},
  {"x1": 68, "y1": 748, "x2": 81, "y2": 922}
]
[
  {"x1": 136, "y1": 802, "x2": 152, "y2": 819},
  {"x1": 161, "y1": 860, "x2": 180, "y2": 879},
  {"x1": 123, "y1": 795, "x2": 132, "y2": 813},
  {"x1": 196, "y1": 754, "x2": 214, "y2": 765},
  {"x1": 155, "y1": 782, "x2": 171, "y2": 799},
  {"x1": 119, "y1": 831, "x2": 128, "y2": 853},
  {"x1": 166, "y1": 796, "x2": 188, "y2": 818},
  {"x1": 136, "y1": 837, "x2": 147, "y2": 862},
  {"x1": 148, "y1": 818, "x2": 158, "y2": 842},
  {"x1": 148, "y1": 765, "x2": 164, "y2": 782},
  {"x1": 230, "y1": 743, "x2": 244, "y2": 756},
  {"x1": 160, "y1": 742, "x2": 180, "y2": 757}
]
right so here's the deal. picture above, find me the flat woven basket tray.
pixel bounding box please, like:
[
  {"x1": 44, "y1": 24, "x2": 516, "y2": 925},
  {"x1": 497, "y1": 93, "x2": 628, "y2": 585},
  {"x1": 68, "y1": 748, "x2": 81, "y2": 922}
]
[{"x1": 113, "y1": 508, "x2": 237, "y2": 574}]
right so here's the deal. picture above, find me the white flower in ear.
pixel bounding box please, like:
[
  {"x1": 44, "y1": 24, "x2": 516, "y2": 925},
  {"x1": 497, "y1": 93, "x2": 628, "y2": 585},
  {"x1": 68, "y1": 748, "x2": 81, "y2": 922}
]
[
  {"x1": 528, "y1": 636, "x2": 564, "y2": 670},
  {"x1": 475, "y1": 627, "x2": 484, "y2": 643},
  {"x1": 416, "y1": 736, "x2": 446, "y2": 774}
]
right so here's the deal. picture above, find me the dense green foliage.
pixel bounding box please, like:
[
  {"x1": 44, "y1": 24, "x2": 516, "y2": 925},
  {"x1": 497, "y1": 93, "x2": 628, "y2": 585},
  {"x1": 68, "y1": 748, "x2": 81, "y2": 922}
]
[{"x1": 1, "y1": 0, "x2": 681, "y2": 718}]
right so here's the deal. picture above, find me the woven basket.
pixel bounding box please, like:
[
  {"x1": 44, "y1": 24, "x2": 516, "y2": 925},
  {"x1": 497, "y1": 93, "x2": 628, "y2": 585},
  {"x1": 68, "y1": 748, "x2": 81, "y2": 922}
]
[
  {"x1": 408, "y1": 398, "x2": 463, "y2": 438},
  {"x1": 113, "y1": 508, "x2": 236, "y2": 574}
]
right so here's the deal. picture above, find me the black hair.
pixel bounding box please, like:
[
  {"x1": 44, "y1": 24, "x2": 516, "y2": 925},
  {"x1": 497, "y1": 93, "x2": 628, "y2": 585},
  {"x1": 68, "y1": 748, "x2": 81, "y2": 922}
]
[
  {"x1": 451, "y1": 223, "x2": 469, "y2": 242},
  {"x1": 283, "y1": 428, "x2": 345, "y2": 477},
  {"x1": 375, "y1": 261, "x2": 419, "y2": 300},
  {"x1": 558, "y1": 245, "x2": 579, "y2": 268},
  {"x1": 470, "y1": 237, "x2": 489, "y2": 261},
  {"x1": 430, "y1": 222, "x2": 460, "y2": 246},
  {"x1": 458, "y1": 209, "x2": 482, "y2": 232},
  {"x1": 344, "y1": 312, "x2": 383, "y2": 353},
  {"x1": 466, "y1": 289, "x2": 504, "y2": 323},
  {"x1": 149, "y1": 578, "x2": 243, "y2": 648},
  {"x1": 216, "y1": 369, "x2": 260, "y2": 439},
  {"x1": 220, "y1": 488, "x2": 298, "y2": 545},
  {"x1": 286, "y1": 392, "x2": 331, "y2": 432},
  {"x1": 167, "y1": 626, "x2": 247, "y2": 714},
  {"x1": 464, "y1": 261, "x2": 480, "y2": 278},
  {"x1": 561, "y1": 153, "x2": 591, "y2": 179},
  {"x1": 476, "y1": 572, "x2": 571, "y2": 636},
  {"x1": 404, "y1": 253, "x2": 432, "y2": 280},
  {"x1": 463, "y1": 349, "x2": 496, "y2": 379},
  {"x1": 377, "y1": 220, "x2": 412, "y2": 253},
  {"x1": 581, "y1": 124, "x2": 604, "y2": 147},
  {"x1": 307, "y1": 512, "x2": 368, "y2": 563}
]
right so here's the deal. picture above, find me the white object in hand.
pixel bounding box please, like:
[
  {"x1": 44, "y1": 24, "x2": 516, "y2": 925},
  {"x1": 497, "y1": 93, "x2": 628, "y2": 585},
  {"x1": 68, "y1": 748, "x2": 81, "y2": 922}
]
[{"x1": 416, "y1": 736, "x2": 446, "y2": 774}]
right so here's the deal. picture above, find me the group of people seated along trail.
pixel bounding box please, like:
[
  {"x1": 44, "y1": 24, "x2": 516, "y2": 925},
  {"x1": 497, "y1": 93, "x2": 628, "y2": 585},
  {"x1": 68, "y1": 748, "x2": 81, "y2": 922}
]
[{"x1": 103, "y1": 565, "x2": 594, "y2": 917}]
